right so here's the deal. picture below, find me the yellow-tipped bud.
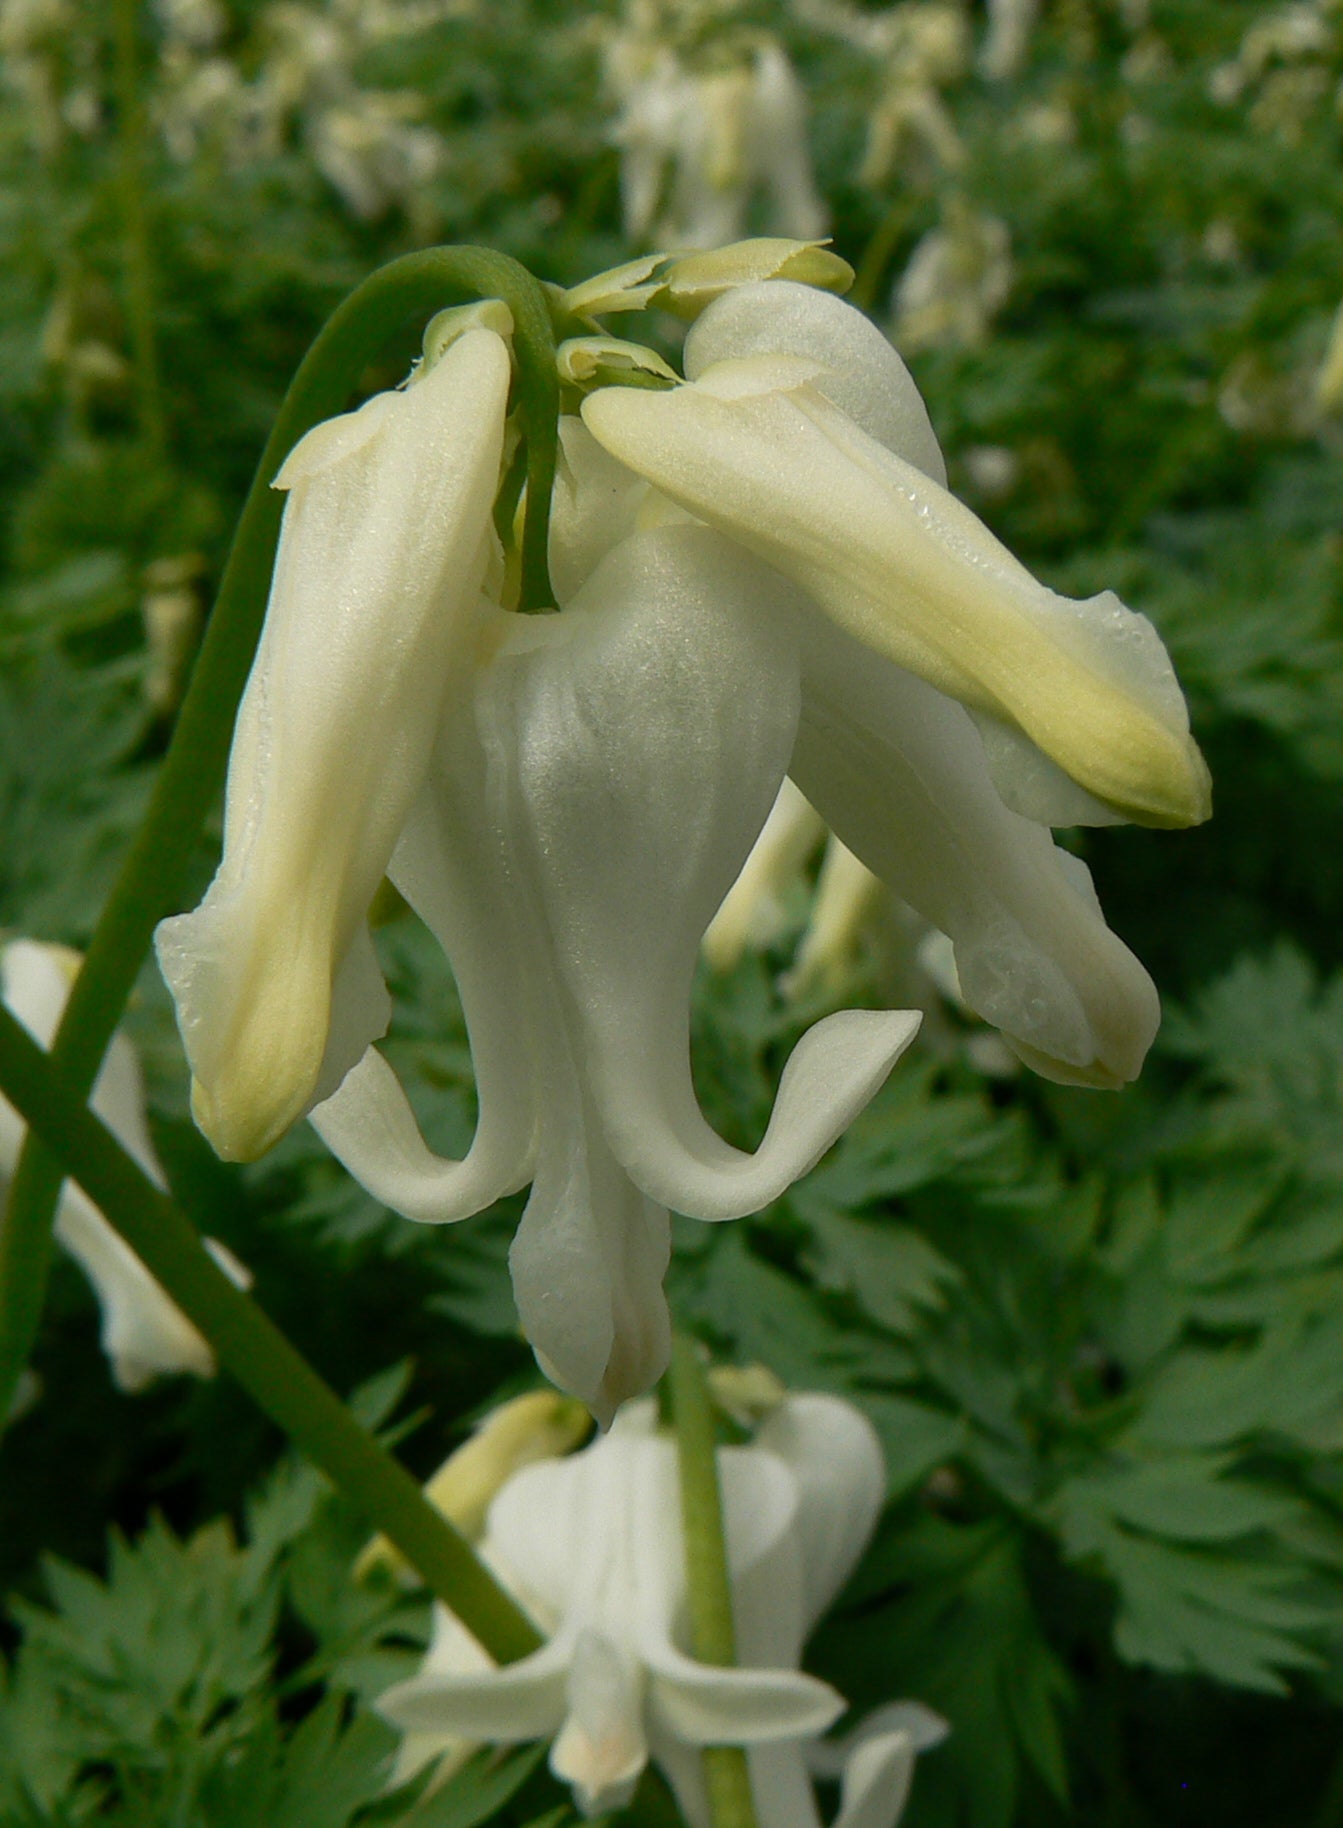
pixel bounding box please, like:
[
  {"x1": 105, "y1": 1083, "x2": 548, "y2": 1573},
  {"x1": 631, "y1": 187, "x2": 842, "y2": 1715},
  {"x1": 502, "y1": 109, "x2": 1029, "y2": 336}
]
[{"x1": 356, "y1": 1390, "x2": 591, "y2": 1580}]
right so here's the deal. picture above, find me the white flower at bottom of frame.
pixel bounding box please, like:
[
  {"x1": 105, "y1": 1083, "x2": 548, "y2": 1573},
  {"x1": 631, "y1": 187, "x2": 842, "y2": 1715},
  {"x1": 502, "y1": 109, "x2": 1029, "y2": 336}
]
[
  {"x1": 0, "y1": 938, "x2": 250, "y2": 1393},
  {"x1": 376, "y1": 1393, "x2": 946, "y2": 1826}
]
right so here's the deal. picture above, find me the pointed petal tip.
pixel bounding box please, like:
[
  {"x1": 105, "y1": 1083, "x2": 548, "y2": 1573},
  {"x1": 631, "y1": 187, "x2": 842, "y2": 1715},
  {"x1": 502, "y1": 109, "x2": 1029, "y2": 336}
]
[{"x1": 189, "y1": 1070, "x2": 308, "y2": 1164}]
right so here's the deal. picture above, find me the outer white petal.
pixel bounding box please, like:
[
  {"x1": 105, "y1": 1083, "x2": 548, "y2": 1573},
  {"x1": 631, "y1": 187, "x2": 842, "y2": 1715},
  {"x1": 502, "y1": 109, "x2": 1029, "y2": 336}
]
[
  {"x1": 753, "y1": 1395, "x2": 886, "y2": 1633},
  {"x1": 155, "y1": 328, "x2": 512, "y2": 1162},
  {"x1": 382, "y1": 1603, "x2": 494, "y2": 1787},
  {"x1": 635, "y1": 1441, "x2": 844, "y2": 1746},
  {"x1": 684, "y1": 280, "x2": 945, "y2": 484},
  {"x1": 375, "y1": 1634, "x2": 571, "y2": 1744},
  {"x1": 582, "y1": 366, "x2": 1210, "y2": 829},
  {"x1": 55, "y1": 1193, "x2": 214, "y2": 1390},
  {"x1": 703, "y1": 778, "x2": 826, "y2": 972},
  {"x1": 646, "y1": 1647, "x2": 844, "y2": 1748},
  {"x1": 791, "y1": 619, "x2": 1161, "y2": 1086},
  {"x1": 493, "y1": 524, "x2": 920, "y2": 1223},
  {"x1": 808, "y1": 1703, "x2": 951, "y2": 1780},
  {"x1": 310, "y1": 654, "x2": 540, "y2": 1226}
]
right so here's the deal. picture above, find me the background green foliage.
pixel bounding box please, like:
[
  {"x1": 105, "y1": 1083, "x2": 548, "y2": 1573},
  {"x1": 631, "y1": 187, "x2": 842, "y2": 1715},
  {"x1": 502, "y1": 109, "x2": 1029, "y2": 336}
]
[{"x1": 4, "y1": 0, "x2": 1343, "y2": 1822}]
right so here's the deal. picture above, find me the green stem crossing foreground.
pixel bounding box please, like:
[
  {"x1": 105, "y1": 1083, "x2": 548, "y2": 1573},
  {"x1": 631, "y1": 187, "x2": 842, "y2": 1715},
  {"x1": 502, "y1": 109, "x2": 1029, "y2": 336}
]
[
  {"x1": 668, "y1": 1336, "x2": 761, "y2": 1828},
  {"x1": 0, "y1": 1003, "x2": 543, "y2": 1666},
  {"x1": 0, "y1": 246, "x2": 559, "y2": 1430}
]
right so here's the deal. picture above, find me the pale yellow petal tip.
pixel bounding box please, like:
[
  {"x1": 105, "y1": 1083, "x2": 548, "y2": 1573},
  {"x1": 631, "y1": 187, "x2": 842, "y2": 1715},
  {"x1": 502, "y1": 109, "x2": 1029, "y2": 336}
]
[
  {"x1": 1123, "y1": 736, "x2": 1213, "y2": 832},
  {"x1": 660, "y1": 239, "x2": 855, "y2": 319},
  {"x1": 1008, "y1": 1039, "x2": 1133, "y2": 1091},
  {"x1": 189, "y1": 1065, "x2": 311, "y2": 1164}
]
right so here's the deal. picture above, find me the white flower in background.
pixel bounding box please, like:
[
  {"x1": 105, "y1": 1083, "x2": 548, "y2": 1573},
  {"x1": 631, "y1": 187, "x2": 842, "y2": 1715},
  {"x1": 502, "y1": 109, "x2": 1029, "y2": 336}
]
[
  {"x1": 893, "y1": 199, "x2": 1014, "y2": 351},
  {"x1": 1208, "y1": 3, "x2": 1336, "y2": 139},
  {"x1": 151, "y1": 0, "x2": 449, "y2": 218},
  {"x1": 156, "y1": 258, "x2": 1207, "y2": 1422},
  {"x1": 980, "y1": 0, "x2": 1040, "y2": 82},
  {"x1": 378, "y1": 1391, "x2": 947, "y2": 1825},
  {"x1": 603, "y1": 10, "x2": 826, "y2": 248},
  {"x1": 797, "y1": 0, "x2": 967, "y2": 188},
  {"x1": 0, "y1": 938, "x2": 249, "y2": 1393}
]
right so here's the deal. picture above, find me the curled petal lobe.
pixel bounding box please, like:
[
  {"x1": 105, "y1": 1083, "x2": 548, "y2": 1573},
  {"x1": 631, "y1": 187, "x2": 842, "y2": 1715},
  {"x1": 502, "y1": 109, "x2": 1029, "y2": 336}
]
[
  {"x1": 156, "y1": 328, "x2": 512, "y2": 1162},
  {"x1": 582, "y1": 365, "x2": 1210, "y2": 829}
]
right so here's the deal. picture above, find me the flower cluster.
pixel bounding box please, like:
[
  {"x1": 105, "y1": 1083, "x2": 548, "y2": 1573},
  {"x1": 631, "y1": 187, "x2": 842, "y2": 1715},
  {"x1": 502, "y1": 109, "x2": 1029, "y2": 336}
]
[
  {"x1": 375, "y1": 1388, "x2": 947, "y2": 1827},
  {"x1": 156, "y1": 246, "x2": 1209, "y2": 1420},
  {"x1": 0, "y1": 938, "x2": 248, "y2": 1395},
  {"x1": 599, "y1": 1, "x2": 826, "y2": 248}
]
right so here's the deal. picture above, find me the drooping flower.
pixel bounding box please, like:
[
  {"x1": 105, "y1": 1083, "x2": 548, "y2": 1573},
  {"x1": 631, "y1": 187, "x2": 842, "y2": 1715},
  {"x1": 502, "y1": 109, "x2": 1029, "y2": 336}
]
[
  {"x1": 308, "y1": 524, "x2": 920, "y2": 1421},
  {"x1": 156, "y1": 252, "x2": 1207, "y2": 1421},
  {"x1": 376, "y1": 1391, "x2": 947, "y2": 1826},
  {"x1": 0, "y1": 938, "x2": 249, "y2": 1393}
]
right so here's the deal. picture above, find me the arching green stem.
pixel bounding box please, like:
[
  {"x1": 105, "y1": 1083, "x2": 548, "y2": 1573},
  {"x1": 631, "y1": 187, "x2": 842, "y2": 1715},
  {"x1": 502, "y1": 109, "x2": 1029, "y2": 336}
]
[
  {"x1": 0, "y1": 247, "x2": 559, "y2": 1430},
  {"x1": 667, "y1": 1336, "x2": 761, "y2": 1828}
]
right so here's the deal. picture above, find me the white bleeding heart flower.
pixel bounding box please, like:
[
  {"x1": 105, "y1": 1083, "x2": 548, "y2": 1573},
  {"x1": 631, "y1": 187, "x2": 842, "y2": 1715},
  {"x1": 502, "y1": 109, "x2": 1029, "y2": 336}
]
[
  {"x1": 309, "y1": 526, "x2": 919, "y2": 1421},
  {"x1": 377, "y1": 1391, "x2": 947, "y2": 1826},
  {"x1": 153, "y1": 263, "x2": 1205, "y2": 1422},
  {"x1": 0, "y1": 938, "x2": 249, "y2": 1393}
]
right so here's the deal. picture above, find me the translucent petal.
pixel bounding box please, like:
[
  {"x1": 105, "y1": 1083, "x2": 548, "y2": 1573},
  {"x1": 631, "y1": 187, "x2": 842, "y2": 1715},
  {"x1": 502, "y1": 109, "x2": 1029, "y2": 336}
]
[
  {"x1": 791, "y1": 619, "x2": 1160, "y2": 1086},
  {"x1": 492, "y1": 523, "x2": 919, "y2": 1221},
  {"x1": 753, "y1": 1395, "x2": 886, "y2": 1632},
  {"x1": 155, "y1": 329, "x2": 511, "y2": 1161},
  {"x1": 582, "y1": 369, "x2": 1210, "y2": 829},
  {"x1": 684, "y1": 280, "x2": 945, "y2": 484}
]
